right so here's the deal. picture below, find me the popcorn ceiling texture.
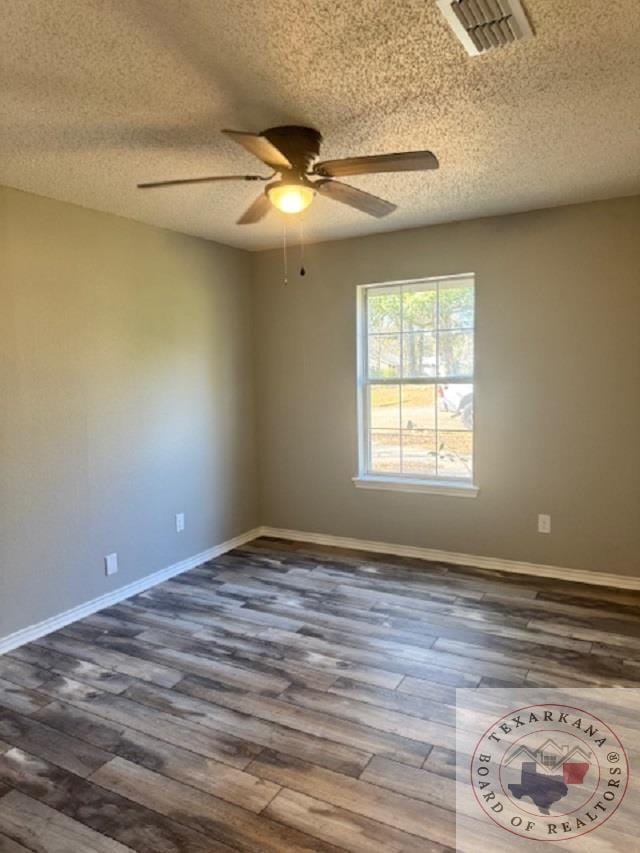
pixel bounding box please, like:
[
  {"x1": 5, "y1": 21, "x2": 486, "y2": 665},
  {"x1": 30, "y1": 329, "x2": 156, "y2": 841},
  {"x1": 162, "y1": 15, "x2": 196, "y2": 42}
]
[{"x1": 1, "y1": 0, "x2": 639, "y2": 250}]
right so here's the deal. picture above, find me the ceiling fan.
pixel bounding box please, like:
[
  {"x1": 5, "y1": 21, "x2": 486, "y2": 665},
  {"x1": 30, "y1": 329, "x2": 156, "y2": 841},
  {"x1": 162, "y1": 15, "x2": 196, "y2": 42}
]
[{"x1": 137, "y1": 126, "x2": 439, "y2": 224}]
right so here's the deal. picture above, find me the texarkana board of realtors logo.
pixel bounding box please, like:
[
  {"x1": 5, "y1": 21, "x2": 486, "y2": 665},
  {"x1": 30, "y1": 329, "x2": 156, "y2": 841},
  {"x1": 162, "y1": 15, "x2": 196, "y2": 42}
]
[{"x1": 470, "y1": 704, "x2": 629, "y2": 842}]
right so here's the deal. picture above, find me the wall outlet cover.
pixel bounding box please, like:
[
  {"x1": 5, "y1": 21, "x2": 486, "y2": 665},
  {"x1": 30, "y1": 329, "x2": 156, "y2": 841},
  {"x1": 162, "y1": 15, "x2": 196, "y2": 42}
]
[
  {"x1": 537, "y1": 514, "x2": 551, "y2": 534},
  {"x1": 104, "y1": 553, "x2": 118, "y2": 576},
  {"x1": 176, "y1": 513, "x2": 185, "y2": 533}
]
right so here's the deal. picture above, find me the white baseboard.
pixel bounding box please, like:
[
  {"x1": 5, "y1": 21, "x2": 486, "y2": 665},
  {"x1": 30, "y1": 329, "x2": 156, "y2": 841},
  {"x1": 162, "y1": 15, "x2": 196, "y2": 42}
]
[
  {"x1": 0, "y1": 527, "x2": 262, "y2": 656},
  {"x1": 258, "y1": 526, "x2": 640, "y2": 591}
]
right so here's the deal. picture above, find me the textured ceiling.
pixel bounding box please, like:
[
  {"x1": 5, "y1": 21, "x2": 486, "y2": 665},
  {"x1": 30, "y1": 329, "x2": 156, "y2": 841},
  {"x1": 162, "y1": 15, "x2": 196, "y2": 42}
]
[{"x1": 2, "y1": 0, "x2": 639, "y2": 250}]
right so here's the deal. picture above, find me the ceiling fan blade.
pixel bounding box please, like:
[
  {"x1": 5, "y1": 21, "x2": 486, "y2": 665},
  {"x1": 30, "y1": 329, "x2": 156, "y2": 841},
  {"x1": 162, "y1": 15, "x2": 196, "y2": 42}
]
[
  {"x1": 138, "y1": 174, "x2": 266, "y2": 189},
  {"x1": 237, "y1": 192, "x2": 272, "y2": 225},
  {"x1": 223, "y1": 129, "x2": 292, "y2": 171},
  {"x1": 315, "y1": 179, "x2": 396, "y2": 218},
  {"x1": 314, "y1": 150, "x2": 439, "y2": 178}
]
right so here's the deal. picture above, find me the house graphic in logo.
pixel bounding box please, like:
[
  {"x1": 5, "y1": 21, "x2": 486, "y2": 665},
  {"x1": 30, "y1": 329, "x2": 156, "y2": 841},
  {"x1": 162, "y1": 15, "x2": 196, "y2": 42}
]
[{"x1": 504, "y1": 740, "x2": 592, "y2": 814}]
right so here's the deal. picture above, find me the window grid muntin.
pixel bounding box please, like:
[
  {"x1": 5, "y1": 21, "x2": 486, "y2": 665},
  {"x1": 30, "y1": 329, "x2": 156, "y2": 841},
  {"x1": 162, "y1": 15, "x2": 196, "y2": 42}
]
[{"x1": 360, "y1": 275, "x2": 475, "y2": 483}]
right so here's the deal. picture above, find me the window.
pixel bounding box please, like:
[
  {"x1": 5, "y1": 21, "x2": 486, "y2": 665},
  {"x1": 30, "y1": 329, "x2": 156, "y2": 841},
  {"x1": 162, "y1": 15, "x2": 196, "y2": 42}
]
[{"x1": 355, "y1": 275, "x2": 477, "y2": 496}]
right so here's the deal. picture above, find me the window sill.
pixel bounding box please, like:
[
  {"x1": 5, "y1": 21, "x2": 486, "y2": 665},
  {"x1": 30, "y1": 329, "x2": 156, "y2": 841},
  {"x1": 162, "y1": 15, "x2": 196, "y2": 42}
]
[{"x1": 352, "y1": 476, "x2": 479, "y2": 498}]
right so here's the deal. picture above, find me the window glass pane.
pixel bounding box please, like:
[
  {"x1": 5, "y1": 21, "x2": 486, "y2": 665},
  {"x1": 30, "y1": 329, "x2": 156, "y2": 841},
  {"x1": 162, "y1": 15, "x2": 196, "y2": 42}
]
[
  {"x1": 437, "y1": 383, "x2": 474, "y2": 430},
  {"x1": 438, "y1": 279, "x2": 474, "y2": 329},
  {"x1": 438, "y1": 330, "x2": 473, "y2": 377},
  {"x1": 368, "y1": 334, "x2": 401, "y2": 378},
  {"x1": 370, "y1": 430, "x2": 401, "y2": 474},
  {"x1": 369, "y1": 385, "x2": 400, "y2": 429},
  {"x1": 402, "y1": 331, "x2": 437, "y2": 378},
  {"x1": 403, "y1": 286, "x2": 436, "y2": 332},
  {"x1": 402, "y1": 384, "x2": 436, "y2": 430},
  {"x1": 402, "y1": 430, "x2": 437, "y2": 476},
  {"x1": 368, "y1": 288, "x2": 401, "y2": 333},
  {"x1": 437, "y1": 431, "x2": 473, "y2": 478},
  {"x1": 361, "y1": 277, "x2": 475, "y2": 485}
]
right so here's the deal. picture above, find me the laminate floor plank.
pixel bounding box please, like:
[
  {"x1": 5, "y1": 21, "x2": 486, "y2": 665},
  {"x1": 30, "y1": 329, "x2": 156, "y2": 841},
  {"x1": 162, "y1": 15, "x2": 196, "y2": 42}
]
[
  {"x1": 328, "y1": 676, "x2": 457, "y2": 720},
  {"x1": 138, "y1": 625, "x2": 402, "y2": 690},
  {"x1": 135, "y1": 624, "x2": 339, "y2": 691},
  {"x1": 249, "y1": 749, "x2": 455, "y2": 847},
  {"x1": 213, "y1": 569, "x2": 340, "y2": 596},
  {"x1": 279, "y1": 685, "x2": 452, "y2": 746},
  {"x1": 83, "y1": 608, "x2": 211, "y2": 639},
  {"x1": 272, "y1": 565, "x2": 464, "y2": 601},
  {"x1": 87, "y1": 609, "x2": 339, "y2": 690},
  {"x1": 481, "y1": 592, "x2": 640, "y2": 632},
  {"x1": 125, "y1": 593, "x2": 306, "y2": 632},
  {"x1": 90, "y1": 757, "x2": 343, "y2": 853},
  {"x1": 219, "y1": 571, "x2": 462, "y2": 616},
  {"x1": 359, "y1": 755, "x2": 456, "y2": 809},
  {"x1": 0, "y1": 679, "x2": 49, "y2": 716},
  {"x1": 7, "y1": 645, "x2": 136, "y2": 695},
  {"x1": 0, "y1": 659, "x2": 47, "y2": 691},
  {"x1": 66, "y1": 629, "x2": 293, "y2": 696},
  {"x1": 33, "y1": 635, "x2": 182, "y2": 688},
  {"x1": 265, "y1": 787, "x2": 445, "y2": 853},
  {"x1": 422, "y1": 746, "x2": 457, "y2": 779},
  {"x1": 535, "y1": 587, "x2": 640, "y2": 612},
  {"x1": 433, "y1": 635, "x2": 640, "y2": 686},
  {"x1": 241, "y1": 556, "x2": 530, "y2": 604},
  {"x1": 0, "y1": 749, "x2": 231, "y2": 853},
  {"x1": 368, "y1": 596, "x2": 534, "y2": 630},
  {"x1": 122, "y1": 679, "x2": 382, "y2": 773},
  {"x1": 34, "y1": 676, "x2": 264, "y2": 770},
  {"x1": 0, "y1": 831, "x2": 34, "y2": 853},
  {"x1": 248, "y1": 593, "x2": 401, "y2": 629},
  {"x1": 247, "y1": 539, "x2": 595, "y2": 604},
  {"x1": 134, "y1": 588, "x2": 306, "y2": 634},
  {"x1": 32, "y1": 700, "x2": 280, "y2": 812},
  {"x1": 162, "y1": 678, "x2": 429, "y2": 766},
  {"x1": 242, "y1": 595, "x2": 594, "y2": 656},
  {"x1": 0, "y1": 789, "x2": 133, "y2": 853},
  {"x1": 241, "y1": 540, "x2": 510, "y2": 600},
  {"x1": 182, "y1": 617, "x2": 412, "y2": 684},
  {"x1": 239, "y1": 624, "x2": 525, "y2": 685},
  {"x1": 236, "y1": 597, "x2": 434, "y2": 644},
  {"x1": 526, "y1": 618, "x2": 640, "y2": 652},
  {"x1": 295, "y1": 621, "x2": 439, "y2": 658},
  {"x1": 2, "y1": 536, "x2": 640, "y2": 851},
  {"x1": 0, "y1": 707, "x2": 113, "y2": 778}
]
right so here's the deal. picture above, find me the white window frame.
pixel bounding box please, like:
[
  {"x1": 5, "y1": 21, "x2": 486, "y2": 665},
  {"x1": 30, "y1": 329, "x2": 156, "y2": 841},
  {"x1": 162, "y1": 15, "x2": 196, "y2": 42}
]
[{"x1": 354, "y1": 274, "x2": 478, "y2": 497}]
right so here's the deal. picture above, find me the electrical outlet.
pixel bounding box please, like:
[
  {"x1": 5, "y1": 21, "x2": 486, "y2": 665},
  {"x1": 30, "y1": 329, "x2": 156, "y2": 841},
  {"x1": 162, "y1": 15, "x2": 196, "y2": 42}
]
[
  {"x1": 104, "y1": 553, "x2": 118, "y2": 576},
  {"x1": 175, "y1": 512, "x2": 185, "y2": 533},
  {"x1": 537, "y1": 514, "x2": 551, "y2": 534}
]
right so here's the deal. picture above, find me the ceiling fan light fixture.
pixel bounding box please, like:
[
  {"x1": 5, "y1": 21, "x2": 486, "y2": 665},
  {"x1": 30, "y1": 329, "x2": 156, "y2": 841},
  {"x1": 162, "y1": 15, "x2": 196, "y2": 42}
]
[{"x1": 266, "y1": 180, "x2": 315, "y2": 214}]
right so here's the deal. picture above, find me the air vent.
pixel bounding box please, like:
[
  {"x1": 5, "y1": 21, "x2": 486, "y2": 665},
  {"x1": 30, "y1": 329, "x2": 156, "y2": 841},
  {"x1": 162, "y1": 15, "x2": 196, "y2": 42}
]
[{"x1": 437, "y1": 0, "x2": 534, "y2": 56}]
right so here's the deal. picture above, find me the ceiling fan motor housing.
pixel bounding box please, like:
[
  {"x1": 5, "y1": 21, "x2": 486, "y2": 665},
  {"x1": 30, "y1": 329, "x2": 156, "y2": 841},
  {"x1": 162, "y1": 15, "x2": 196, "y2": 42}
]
[{"x1": 262, "y1": 126, "x2": 323, "y2": 174}]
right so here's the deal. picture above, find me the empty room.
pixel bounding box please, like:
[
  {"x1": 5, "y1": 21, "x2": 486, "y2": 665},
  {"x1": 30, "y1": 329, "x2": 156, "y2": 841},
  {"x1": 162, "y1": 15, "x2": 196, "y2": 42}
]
[{"x1": 1, "y1": 1, "x2": 639, "y2": 850}]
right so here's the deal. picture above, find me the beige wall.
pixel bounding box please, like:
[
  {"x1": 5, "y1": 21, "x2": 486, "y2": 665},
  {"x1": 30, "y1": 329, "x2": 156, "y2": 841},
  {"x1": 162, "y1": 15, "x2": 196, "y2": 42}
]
[
  {"x1": 1, "y1": 186, "x2": 258, "y2": 637},
  {"x1": 252, "y1": 196, "x2": 640, "y2": 577},
  {"x1": 2, "y1": 190, "x2": 638, "y2": 642}
]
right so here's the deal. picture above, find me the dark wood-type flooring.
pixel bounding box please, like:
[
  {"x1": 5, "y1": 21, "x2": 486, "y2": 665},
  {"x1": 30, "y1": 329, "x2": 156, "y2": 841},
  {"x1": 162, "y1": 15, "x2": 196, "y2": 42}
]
[{"x1": 1, "y1": 536, "x2": 640, "y2": 851}]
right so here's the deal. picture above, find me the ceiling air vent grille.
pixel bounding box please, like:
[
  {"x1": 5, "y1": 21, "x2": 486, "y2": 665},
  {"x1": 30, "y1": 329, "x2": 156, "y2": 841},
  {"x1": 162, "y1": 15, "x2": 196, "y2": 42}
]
[{"x1": 437, "y1": 0, "x2": 534, "y2": 56}]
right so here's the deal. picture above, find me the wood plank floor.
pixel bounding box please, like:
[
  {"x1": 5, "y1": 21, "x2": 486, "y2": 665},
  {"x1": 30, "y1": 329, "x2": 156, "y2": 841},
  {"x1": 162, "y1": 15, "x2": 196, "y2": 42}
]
[{"x1": 1, "y1": 536, "x2": 640, "y2": 851}]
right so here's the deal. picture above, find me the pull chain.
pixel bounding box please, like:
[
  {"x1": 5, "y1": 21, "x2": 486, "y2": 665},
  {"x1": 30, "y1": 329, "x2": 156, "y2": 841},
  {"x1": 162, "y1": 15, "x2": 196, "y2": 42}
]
[
  {"x1": 282, "y1": 216, "x2": 308, "y2": 285},
  {"x1": 299, "y1": 216, "x2": 306, "y2": 277},
  {"x1": 282, "y1": 218, "x2": 288, "y2": 286}
]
